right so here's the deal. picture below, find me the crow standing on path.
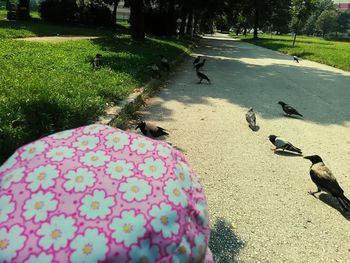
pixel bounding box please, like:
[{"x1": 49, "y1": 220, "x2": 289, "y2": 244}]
[
  {"x1": 193, "y1": 56, "x2": 201, "y2": 65},
  {"x1": 278, "y1": 101, "x2": 303, "y2": 117},
  {"x1": 136, "y1": 121, "x2": 169, "y2": 138},
  {"x1": 304, "y1": 155, "x2": 350, "y2": 212},
  {"x1": 246, "y1": 108, "x2": 258, "y2": 131},
  {"x1": 160, "y1": 55, "x2": 170, "y2": 72},
  {"x1": 196, "y1": 69, "x2": 210, "y2": 84},
  {"x1": 194, "y1": 59, "x2": 206, "y2": 71},
  {"x1": 268, "y1": 135, "x2": 302, "y2": 154},
  {"x1": 293, "y1": 56, "x2": 299, "y2": 63}
]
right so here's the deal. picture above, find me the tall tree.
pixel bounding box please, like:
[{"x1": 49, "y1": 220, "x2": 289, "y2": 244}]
[
  {"x1": 316, "y1": 9, "x2": 338, "y2": 37},
  {"x1": 130, "y1": 0, "x2": 145, "y2": 40}
]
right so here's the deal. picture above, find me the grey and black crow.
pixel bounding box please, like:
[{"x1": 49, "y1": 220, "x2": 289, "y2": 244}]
[
  {"x1": 293, "y1": 56, "x2": 299, "y2": 63},
  {"x1": 193, "y1": 56, "x2": 201, "y2": 65},
  {"x1": 93, "y1": 53, "x2": 102, "y2": 70},
  {"x1": 278, "y1": 101, "x2": 303, "y2": 117},
  {"x1": 160, "y1": 55, "x2": 170, "y2": 72},
  {"x1": 246, "y1": 108, "x2": 258, "y2": 131},
  {"x1": 269, "y1": 135, "x2": 302, "y2": 154},
  {"x1": 304, "y1": 155, "x2": 350, "y2": 212},
  {"x1": 196, "y1": 69, "x2": 210, "y2": 84},
  {"x1": 136, "y1": 121, "x2": 169, "y2": 138},
  {"x1": 147, "y1": 63, "x2": 161, "y2": 78},
  {"x1": 194, "y1": 59, "x2": 206, "y2": 71}
]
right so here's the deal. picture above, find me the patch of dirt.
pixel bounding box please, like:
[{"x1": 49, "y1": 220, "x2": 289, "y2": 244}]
[{"x1": 16, "y1": 35, "x2": 100, "y2": 43}]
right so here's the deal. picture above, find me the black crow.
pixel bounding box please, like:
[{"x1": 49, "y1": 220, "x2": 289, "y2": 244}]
[
  {"x1": 93, "y1": 53, "x2": 102, "y2": 70},
  {"x1": 278, "y1": 101, "x2": 303, "y2": 117},
  {"x1": 196, "y1": 69, "x2": 210, "y2": 84},
  {"x1": 268, "y1": 135, "x2": 302, "y2": 154},
  {"x1": 304, "y1": 155, "x2": 350, "y2": 212},
  {"x1": 194, "y1": 59, "x2": 206, "y2": 71},
  {"x1": 160, "y1": 55, "x2": 170, "y2": 72},
  {"x1": 246, "y1": 108, "x2": 258, "y2": 131},
  {"x1": 293, "y1": 56, "x2": 299, "y2": 63},
  {"x1": 136, "y1": 121, "x2": 169, "y2": 138},
  {"x1": 193, "y1": 56, "x2": 201, "y2": 65},
  {"x1": 147, "y1": 63, "x2": 161, "y2": 78}
]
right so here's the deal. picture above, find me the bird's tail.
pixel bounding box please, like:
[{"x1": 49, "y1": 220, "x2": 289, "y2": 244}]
[
  {"x1": 296, "y1": 112, "x2": 303, "y2": 117},
  {"x1": 287, "y1": 145, "x2": 302, "y2": 154},
  {"x1": 249, "y1": 124, "x2": 258, "y2": 132},
  {"x1": 336, "y1": 195, "x2": 350, "y2": 212}
]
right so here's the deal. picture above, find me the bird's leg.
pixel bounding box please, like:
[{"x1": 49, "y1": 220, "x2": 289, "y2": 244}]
[{"x1": 308, "y1": 188, "x2": 321, "y2": 196}]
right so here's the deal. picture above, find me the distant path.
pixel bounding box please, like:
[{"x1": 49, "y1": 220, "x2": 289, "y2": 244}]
[
  {"x1": 16, "y1": 35, "x2": 100, "y2": 43},
  {"x1": 142, "y1": 33, "x2": 350, "y2": 262}
]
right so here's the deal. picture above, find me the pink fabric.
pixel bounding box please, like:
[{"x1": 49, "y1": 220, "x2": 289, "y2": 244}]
[{"x1": 0, "y1": 124, "x2": 213, "y2": 263}]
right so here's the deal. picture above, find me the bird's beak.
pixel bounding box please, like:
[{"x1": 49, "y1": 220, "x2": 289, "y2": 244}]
[{"x1": 303, "y1": 156, "x2": 310, "y2": 160}]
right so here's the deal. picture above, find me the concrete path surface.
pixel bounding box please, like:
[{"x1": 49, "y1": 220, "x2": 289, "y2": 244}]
[{"x1": 141, "y1": 33, "x2": 350, "y2": 262}]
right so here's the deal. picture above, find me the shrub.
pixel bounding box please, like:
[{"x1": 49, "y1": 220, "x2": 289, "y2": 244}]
[
  {"x1": 39, "y1": 0, "x2": 78, "y2": 23},
  {"x1": 78, "y1": 2, "x2": 112, "y2": 26}
]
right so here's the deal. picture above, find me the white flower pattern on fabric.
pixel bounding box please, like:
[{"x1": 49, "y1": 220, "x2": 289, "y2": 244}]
[
  {"x1": 46, "y1": 146, "x2": 75, "y2": 162},
  {"x1": 0, "y1": 195, "x2": 15, "y2": 223},
  {"x1": 193, "y1": 232, "x2": 206, "y2": 261},
  {"x1": 70, "y1": 228, "x2": 108, "y2": 263},
  {"x1": 110, "y1": 210, "x2": 146, "y2": 246},
  {"x1": 23, "y1": 191, "x2": 58, "y2": 223},
  {"x1": 138, "y1": 157, "x2": 166, "y2": 179},
  {"x1": 119, "y1": 178, "x2": 152, "y2": 202},
  {"x1": 80, "y1": 150, "x2": 110, "y2": 167},
  {"x1": 63, "y1": 168, "x2": 96, "y2": 192},
  {"x1": 149, "y1": 202, "x2": 179, "y2": 238},
  {"x1": 83, "y1": 125, "x2": 107, "y2": 135},
  {"x1": 20, "y1": 141, "x2": 48, "y2": 161},
  {"x1": 79, "y1": 190, "x2": 115, "y2": 219},
  {"x1": 156, "y1": 144, "x2": 171, "y2": 158},
  {"x1": 105, "y1": 132, "x2": 130, "y2": 151},
  {"x1": 26, "y1": 165, "x2": 59, "y2": 191},
  {"x1": 72, "y1": 135, "x2": 99, "y2": 151},
  {"x1": 49, "y1": 130, "x2": 73, "y2": 140},
  {"x1": 167, "y1": 236, "x2": 191, "y2": 263},
  {"x1": 164, "y1": 179, "x2": 188, "y2": 207},
  {"x1": 130, "y1": 137, "x2": 154, "y2": 154},
  {"x1": 106, "y1": 160, "x2": 134, "y2": 180},
  {"x1": 0, "y1": 151, "x2": 18, "y2": 173},
  {"x1": 174, "y1": 164, "x2": 192, "y2": 190},
  {"x1": 37, "y1": 215, "x2": 77, "y2": 251},
  {"x1": 25, "y1": 252, "x2": 53, "y2": 263},
  {"x1": 129, "y1": 239, "x2": 160, "y2": 263},
  {"x1": 1, "y1": 167, "x2": 25, "y2": 189},
  {"x1": 0, "y1": 225, "x2": 26, "y2": 262}
]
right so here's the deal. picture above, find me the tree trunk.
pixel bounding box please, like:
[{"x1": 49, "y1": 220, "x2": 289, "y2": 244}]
[
  {"x1": 179, "y1": 4, "x2": 188, "y2": 35},
  {"x1": 17, "y1": 0, "x2": 30, "y2": 20},
  {"x1": 111, "y1": 0, "x2": 120, "y2": 25},
  {"x1": 193, "y1": 17, "x2": 198, "y2": 35},
  {"x1": 130, "y1": 0, "x2": 145, "y2": 40},
  {"x1": 186, "y1": 8, "x2": 193, "y2": 35},
  {"x1": 167, "y1": 0, "x2": 176, "y2": 35},
  {"x1": 253, "y1": 7, "x2": 259, "y2": 39}
]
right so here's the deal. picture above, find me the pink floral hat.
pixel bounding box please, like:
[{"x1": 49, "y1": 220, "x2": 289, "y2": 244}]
[{"x1": 0, "y1": 124, "x2": 213, "y2": 262}]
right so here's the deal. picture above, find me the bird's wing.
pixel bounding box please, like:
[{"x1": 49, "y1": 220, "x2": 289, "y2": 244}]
[
  {"x1": 246, "y1": 112, "x2": 256, "y2": 126},
  {"x1": 310, "y1": 164, "x2": 344, "y2": 196},
  {"x1": 274, "y1": 137, "x2": 288, "y2": 148},
  {"x1": 156, "y1": 126, "x2": 166, "y2": 131},
  {"x1": 284, "y1": 105, "x2": 300, "y2": 115}
]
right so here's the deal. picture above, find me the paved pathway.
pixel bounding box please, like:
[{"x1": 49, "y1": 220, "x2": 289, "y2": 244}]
[{"x1": 142, "y1": 33, "x2": 350, "y2": 262}]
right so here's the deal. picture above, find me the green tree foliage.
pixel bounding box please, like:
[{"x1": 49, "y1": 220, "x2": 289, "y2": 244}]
[
  {"x1": 337, "y1": 11, "x2": 350, "y2": 33},
  {"x1": 316, "y1": 9, "x2": 338, "y2": 37}
]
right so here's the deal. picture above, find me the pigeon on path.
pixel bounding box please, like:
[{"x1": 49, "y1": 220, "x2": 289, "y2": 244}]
[
  {"x1": 304, "y1": 155, "x2": 350, "y2": 212},
  {"x1": 278, "y1": 101, "x2": 303, "y2": 117},
  {"x1": 196, "y1": 69, "x2": 210, "y2": 84},
  {"x1": 246, "y1": 108, "x2": 258, "y2": 131},
  {"x1": 269, "y1": 135, "x2": 302, "y2": 154},
  {"x1": 136, "y1": 121, "x2": 169, "y2": 138}
]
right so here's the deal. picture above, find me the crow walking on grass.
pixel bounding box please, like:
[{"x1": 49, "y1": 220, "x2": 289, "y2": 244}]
[{"x1": 304, "y1": 155, "x2": 350, "y2": 212}]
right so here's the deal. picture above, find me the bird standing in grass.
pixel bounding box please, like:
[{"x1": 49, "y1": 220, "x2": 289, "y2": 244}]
[
  {"x1": 136, "y1": 121, "x2": 169, "y2": 138},
  {"x1": 268, "y1": 135, "x2": 302, "y2": 154},
  {"x1": 160, "y1": 55, "x2": 170, "y2": 72},
  {"x1": 148, "y1": 63, "x2": 161, "y2": 78},
  {"x1": 193, "y1": 56, "x2": 201, "y2": 65},
  {"x1": 278, "y1": 101, "x2": 303, "y2": 117},
  {"x1": 293, "y1": 56, "x2": 299, "y2": 63},
  {"x1": 93, "y1": 53, "x2": 102, "y2": 70},
  {"x1": 196, "y1": 69, "x2": 210, "y2": 84},
  {"x1": 304, "y1": 155, "x2": 350, "y2": 212},
  {"x1": 246, "y1": 108, "x2": 258, "y2": 131},
  {"x1": 194, "y1": 59, "x2": 206, "y2": 71}
]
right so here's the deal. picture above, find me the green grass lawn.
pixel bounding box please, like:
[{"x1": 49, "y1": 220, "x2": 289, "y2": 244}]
[
  {"x1": 0, "y1": 17, "x2": 193, "y2": 163},
  {"x1": 235, "y1": 34, "x2": 350, "y2": 72}
]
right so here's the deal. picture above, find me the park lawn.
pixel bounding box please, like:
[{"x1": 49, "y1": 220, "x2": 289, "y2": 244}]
[
  {"x1": 0, "y1": 20, "x2": 193, "y2": 163},
  {"x1": 235, "y1": 34, "x2": 350, "y2": 72}
]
